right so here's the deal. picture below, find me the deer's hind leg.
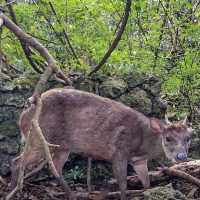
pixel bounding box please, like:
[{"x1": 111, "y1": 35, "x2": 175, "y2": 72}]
[
  {"x1": 10, "y1": 149, "x2": 43, "y2": 190},
  {"x1": 52, "y1": 149, "x2": 76, "y2": 200}
]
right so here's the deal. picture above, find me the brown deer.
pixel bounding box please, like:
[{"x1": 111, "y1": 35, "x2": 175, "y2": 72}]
[{"x1": 11, "y1": 88, "x2": 193, "y2": 200}]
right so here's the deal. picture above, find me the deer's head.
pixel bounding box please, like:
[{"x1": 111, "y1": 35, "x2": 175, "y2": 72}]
[{"x1": 150, "y1": 116, "x2": 193, "y2": 163}]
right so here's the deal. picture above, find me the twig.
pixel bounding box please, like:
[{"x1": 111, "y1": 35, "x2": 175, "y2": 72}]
[
  {"x1": 49, "y1": 1, "x2": 80, "y2": 65},
  {"x1": 42, "y1": 13, "x2": 72, "y2": 57}
]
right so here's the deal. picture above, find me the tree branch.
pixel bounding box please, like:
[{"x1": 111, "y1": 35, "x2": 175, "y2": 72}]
[
  {"x1": 0, "y1": 13, "x2": 71, "y2": 93},
  {"x1": 89, "y1": 0, "x2": 132, "y2": 75},
  {"x1": 49, "y1": 1, "x2": 80, "y2": 65},
  {"x1": 5, "y1": 0, "x2": 43, "y2": 73}
]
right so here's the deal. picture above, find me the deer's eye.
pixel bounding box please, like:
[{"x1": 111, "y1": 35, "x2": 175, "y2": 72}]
[
  {"x1": 166, "y1": 136, "x2": 173, "y2": 142},
  {"x1": 185, "y1": 136, "x2": 191, "y2": 143}
]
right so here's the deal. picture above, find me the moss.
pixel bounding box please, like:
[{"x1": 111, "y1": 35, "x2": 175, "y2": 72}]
[
  {"x1": 99, "y1": 78, "x2": 127, "y2": 98},
  {"x1": 12, "y1": 72, "x2": 39, "y2": 88},
  {"x1": 0, "y1": 121, "x2": 19, "y2": 137},
  {"x1": 143, "y1": 184, "x2": 189, "y2": 200}
]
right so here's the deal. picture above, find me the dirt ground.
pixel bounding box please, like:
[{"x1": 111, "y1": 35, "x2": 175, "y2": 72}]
[{"x1": 1, "y1": 175, "x2": 200, "y2": 200}]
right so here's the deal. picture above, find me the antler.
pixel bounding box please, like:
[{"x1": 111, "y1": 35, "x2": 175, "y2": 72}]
[
  {"x1": 165, "y1": 115, "x2": 172, "y2": 125},
  {"x1": 182, "y1": 116, "x2": 187, "y2": 125}
]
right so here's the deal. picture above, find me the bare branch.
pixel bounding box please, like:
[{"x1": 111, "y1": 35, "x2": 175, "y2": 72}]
[
  {"x1": 5, "y1": 0, "x2": 43, "y2": 73},
  {"x1": 49, "y1": 1, "x2": 80, "y2": 65},
  {"x1": 0, "y1": 13, "x2": 71, "y2": 92},
  {"x1": 89, "y1": 0, "x2": 132, "y2": 75}
]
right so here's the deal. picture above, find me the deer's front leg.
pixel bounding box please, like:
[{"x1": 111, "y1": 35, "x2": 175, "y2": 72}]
[{"x1": 130, "y1": 159, "x2": 150, "y2": 189}]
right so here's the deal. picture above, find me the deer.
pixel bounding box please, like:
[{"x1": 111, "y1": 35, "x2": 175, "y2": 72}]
[{"x1": 10, "y1": 88, "x2": 193, "y2": 200}]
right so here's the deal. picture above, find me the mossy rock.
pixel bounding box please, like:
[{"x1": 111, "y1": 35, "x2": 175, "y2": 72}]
[
  {"x1": 99, "y1": 78, "x2": 127, "y2": 98},
  {"x1": 75, "y1": 79, "x2": 95, "y2": 92},
  {"x1": 12, "y1": 72, "x2": 39, "y2": 89},
  {"x1": 120, "y1": 89, "x2": 152, "y2": 115},
  {"x1": 142, "y1": 184, "x2": 190, "y2": 200},
  {"x1": 0, "y1": 93, "x2": 25, "y2": 108},
  {"x1": 0, "y1": 121, "x2": 19, "y2": 137},
  {"x1": 0, "y1": 139, "x2": 19, "y2": 155}
]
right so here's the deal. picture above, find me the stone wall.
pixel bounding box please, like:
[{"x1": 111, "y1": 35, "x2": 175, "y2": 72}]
[
  {"x1": 0, "y1": 72, "x2": 172, "y2": 176},
  {"x1": 0, "y1": 79, "x2": 32, "y2": 175}
]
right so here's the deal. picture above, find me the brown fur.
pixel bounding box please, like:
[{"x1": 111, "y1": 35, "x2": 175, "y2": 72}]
[{"x1": 11, "y1": 88, "x2": 193, "y2": 200}]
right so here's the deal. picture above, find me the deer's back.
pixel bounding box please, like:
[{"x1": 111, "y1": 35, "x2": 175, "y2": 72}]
[{"x1": 20, "y1": 88, "x2": 146, "y2": 160}]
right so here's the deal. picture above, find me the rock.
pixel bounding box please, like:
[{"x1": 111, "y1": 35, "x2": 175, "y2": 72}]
[
  {"x1": 0, "y1": 139, "x2": 19, "y2": 155},
  {"x1": 0, "y1": 82, "x2": 17, "y2": 92},
  {"x1": 0, "y1": 93, "x2": 25, "y2": 108},
  {"x1": 0, "y1": 121, "x2": 19, "y2": 137},
  {"x1": 0, "y1": 73, "x2": 32, "y2": 175},
  {"x1": 76, "y1": 79, "x2": 95, "y2": 93},
  {"x1": 0, "y1": 134, "x2": 5, "y2": 141},
  {"x1": 143, "y1": 184, "x2": 189, "y2": 200},
  {"x1": 120, "y1": 89, "x2": 152, "y2": 115},
  {"x1": 99, "y1": 78, "x2": 127, "y2": 98},
  {"x1": 0, "y1": 162, "x2": 10, "y2": 176}
]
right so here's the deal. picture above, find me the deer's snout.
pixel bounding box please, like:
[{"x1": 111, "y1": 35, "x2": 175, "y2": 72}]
[{"x1": 176, "y1": 152, "x2": 187, "y2": 161}]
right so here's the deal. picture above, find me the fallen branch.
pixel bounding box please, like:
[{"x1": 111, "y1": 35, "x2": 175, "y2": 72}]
[
  {"x1": 108, "y1": 160, "x2": 200, "y2": 189},
  {"x1": 163, "y1": 160, "x2": 200, "y2": 187},
  {"x1": 76, "y1": 189, "x2": 144, "y2": 199},
  {"x1": 108, "y1": 171, "x2": 169, "y2": 188}
]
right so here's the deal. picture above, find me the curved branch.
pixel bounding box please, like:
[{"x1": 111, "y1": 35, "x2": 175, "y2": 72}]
[
  {"x1": 5, "y1": 0, "x2": 43, "y2": 73},
  {"x1": 0, "y1": 13, "x2": 71, "y2": 96},
  {"x1": 89, "y1": 0, "x2": 132, "y2": 76}
]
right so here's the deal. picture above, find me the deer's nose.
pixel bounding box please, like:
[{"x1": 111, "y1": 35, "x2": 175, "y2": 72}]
[{"x1": 176, "y1": 153, "x2": 187, "y2": 161}]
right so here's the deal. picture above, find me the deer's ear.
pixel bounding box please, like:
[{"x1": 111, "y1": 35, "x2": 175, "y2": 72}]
[{"x1": 150, "y1": 118, "x2": 165, "y2": 134}]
